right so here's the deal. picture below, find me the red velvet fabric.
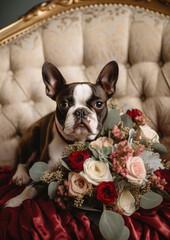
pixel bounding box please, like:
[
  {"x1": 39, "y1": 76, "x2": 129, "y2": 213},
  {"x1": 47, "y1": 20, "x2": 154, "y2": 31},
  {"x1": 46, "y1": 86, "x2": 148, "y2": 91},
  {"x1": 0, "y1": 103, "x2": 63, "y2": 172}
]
[{"x1": 0, "y1": 166, "x2": 169, "y2": 240}]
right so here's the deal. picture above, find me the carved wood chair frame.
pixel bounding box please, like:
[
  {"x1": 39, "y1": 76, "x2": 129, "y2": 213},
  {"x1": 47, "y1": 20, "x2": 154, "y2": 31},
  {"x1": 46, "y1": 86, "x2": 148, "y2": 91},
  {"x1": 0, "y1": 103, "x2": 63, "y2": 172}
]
[{"x1": 0, "y1": 0, "x2": 169, "y2": 46}]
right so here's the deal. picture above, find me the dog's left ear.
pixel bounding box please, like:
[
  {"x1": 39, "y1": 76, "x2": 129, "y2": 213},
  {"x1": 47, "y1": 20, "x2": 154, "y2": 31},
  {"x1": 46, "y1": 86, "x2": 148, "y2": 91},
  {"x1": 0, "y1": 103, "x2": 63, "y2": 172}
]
[
  {"x1": 42, "y1": 62, "x2": 66, "y2": 100},
  {"x1": 96, "y1": 61, "x2": 119, "y2": 98}
]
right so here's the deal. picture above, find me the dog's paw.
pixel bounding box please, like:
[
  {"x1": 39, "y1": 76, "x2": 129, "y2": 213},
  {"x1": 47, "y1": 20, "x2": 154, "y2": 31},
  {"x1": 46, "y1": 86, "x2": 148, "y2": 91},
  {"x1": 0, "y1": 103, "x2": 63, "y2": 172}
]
[
  {"x1": 4, "y1": 186, "x2": 37, "y2": 208},
  {"x1": 4, "y1": 195, "x2": 24, "y2": 208},
  {"x1": 12, "y1": 164, "x2": 30, "y2": 186}
]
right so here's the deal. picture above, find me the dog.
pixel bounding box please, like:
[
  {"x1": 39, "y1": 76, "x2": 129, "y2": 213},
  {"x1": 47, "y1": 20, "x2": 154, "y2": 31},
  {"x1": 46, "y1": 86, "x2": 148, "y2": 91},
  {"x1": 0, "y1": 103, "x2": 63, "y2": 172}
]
[{"x1": 5, "y1": 61, "x2": 119, "y2": 207}]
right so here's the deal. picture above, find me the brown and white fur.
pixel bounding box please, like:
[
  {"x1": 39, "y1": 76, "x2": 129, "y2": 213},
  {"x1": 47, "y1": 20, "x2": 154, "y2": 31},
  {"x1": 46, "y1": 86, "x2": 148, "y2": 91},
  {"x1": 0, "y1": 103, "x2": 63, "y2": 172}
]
[{"x1": 5, "y1": 61, "x2": 119, "y2": 207}]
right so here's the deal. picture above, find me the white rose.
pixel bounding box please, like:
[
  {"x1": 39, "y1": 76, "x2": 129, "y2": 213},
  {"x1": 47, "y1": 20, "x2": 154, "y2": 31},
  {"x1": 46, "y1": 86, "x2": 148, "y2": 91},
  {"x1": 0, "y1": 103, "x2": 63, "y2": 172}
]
[
  {"x1": 140, "y1": 125, "x2": 159, "y2": 143},
  {"x1": 117, "y1": 189, "x2": 136, "y2": 216},
  {"x1": 80, "y1": 158, "x2": 113, "y2": 186}
]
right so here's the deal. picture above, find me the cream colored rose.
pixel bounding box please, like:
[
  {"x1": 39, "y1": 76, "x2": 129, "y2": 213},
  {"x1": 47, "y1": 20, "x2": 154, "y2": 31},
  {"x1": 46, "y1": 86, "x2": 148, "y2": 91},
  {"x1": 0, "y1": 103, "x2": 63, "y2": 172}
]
[
  {"x1": 80, "y1": 158, "x2": 113, "y2": 186},
  {"x1": 140, "y1": 125, "x2": 159, "y2": 143},
  {"x1": 117, "y1": 189, "x2": 136, "y2": 216},
  {"x1": 126, "y1": 156, "x2": 146, "y2": 185},
  {"x1": 90, "y1": 137, "x2": 113, "y2": 149},
  {"x1": 68, "y1": 172, "x2": 92, "y2": 198}
]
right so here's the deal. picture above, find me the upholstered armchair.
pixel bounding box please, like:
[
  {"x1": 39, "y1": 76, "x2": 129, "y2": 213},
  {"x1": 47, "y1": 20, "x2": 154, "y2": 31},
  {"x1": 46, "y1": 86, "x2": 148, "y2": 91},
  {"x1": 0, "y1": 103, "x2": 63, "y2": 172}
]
[{"x1": 0, "y1": 0, "x2": 169, "y2": 168}]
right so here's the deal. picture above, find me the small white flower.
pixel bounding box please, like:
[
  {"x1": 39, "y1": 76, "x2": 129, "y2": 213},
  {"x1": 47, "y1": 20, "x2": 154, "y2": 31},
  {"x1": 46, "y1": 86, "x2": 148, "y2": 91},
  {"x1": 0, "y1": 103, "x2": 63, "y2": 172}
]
[
  {"x1": 117, "y1": 188, "x2": 136, "y2": 216},
  {"x1": 140, "y1": 125, "x2": 159, "y2": 143},
  {"x1": 80, "y1": 158, "x2": 113, "y2": 186}
]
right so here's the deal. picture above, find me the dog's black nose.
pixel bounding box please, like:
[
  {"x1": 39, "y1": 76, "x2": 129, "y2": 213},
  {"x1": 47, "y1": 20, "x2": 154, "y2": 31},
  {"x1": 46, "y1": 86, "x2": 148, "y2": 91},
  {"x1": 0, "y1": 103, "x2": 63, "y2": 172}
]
[{"x1": 74, "y1": 109, "x2": 88, "y2": 119}]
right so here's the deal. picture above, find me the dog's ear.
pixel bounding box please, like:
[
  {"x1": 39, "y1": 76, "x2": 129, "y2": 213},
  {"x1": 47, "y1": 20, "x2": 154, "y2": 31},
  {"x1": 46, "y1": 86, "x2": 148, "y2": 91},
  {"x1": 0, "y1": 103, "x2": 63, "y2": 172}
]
[
  {"x1": 96, "y1": 61, "x2": 119, "y2": 98},
  {"x1": 42, "y1": 62, "x2": 66, "y2": 100}
]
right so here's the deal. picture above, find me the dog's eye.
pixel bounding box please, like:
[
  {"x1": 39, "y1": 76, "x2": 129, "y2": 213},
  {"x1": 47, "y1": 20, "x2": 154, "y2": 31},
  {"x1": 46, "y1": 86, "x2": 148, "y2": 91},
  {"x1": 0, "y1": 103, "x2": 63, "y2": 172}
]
[
  {"x1": 60, "y1": 101, "x2": 69, "y2": 109},
  {"x1": 95, "y1": 101, "x2": 104, "y2": 109}
]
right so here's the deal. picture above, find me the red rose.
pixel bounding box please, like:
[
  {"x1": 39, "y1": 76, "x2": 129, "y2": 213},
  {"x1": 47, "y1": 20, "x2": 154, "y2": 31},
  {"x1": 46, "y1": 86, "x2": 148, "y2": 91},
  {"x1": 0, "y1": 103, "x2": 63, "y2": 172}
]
[
  {"x1": 127, "y1": 109, "x2": 143, "y2": 120},
  {"x1": 132, "y1": 109, "x2": 143, "y2": 119},
  {"x1": 67, "y1": 150, "x2": 91, "y2": 173},
  {"x1": 126, "y1": 110, "x2": 133, "y2": 119},
  {"x1": 95, "y1": 181, "x2": 118, "y2": 205}
]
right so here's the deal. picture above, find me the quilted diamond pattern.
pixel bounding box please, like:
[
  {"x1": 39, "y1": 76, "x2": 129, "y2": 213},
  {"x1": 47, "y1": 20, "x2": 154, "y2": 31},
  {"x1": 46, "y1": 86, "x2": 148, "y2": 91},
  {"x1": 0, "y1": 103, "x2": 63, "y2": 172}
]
[{"x1": 0, "y1": 4, "x2": 169, "y2": 166}]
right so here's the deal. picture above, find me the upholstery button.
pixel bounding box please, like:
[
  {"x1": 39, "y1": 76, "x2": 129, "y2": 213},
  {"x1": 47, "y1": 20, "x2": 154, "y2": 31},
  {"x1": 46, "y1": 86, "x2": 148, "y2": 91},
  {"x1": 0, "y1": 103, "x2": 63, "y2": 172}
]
[
  {"x1": 159, "y1": 61, "x2": 163, "y2": 67},
  {"x1": 141, "y1": 94, "x2": 146, "y2": 102},
  {"x1": 126, "y1": 63, "x2": 131, "y2": 68},
  {"x1": 29, "y1": 100, "x2": 34, "y2": 106}
]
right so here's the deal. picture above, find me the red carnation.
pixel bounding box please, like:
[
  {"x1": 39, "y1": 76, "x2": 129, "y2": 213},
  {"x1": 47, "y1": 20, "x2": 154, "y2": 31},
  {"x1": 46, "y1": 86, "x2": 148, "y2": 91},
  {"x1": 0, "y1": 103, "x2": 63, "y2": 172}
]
[
  {"x1": 67, "y1": 150, "x2": 91, "y2": 173},
  {"x1": 127, "y1": 109, "x2": 143, "y2": 120},
  {"x1": 95, "y1": 181, "x2": 118, "y2": 205}
]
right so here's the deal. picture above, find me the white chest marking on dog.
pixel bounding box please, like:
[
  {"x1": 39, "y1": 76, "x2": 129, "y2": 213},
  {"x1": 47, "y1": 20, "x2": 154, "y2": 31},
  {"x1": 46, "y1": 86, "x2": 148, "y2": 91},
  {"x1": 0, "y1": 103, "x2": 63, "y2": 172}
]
[{"x1": 48, "y1": 125, "x2": 68, "y2": 169}]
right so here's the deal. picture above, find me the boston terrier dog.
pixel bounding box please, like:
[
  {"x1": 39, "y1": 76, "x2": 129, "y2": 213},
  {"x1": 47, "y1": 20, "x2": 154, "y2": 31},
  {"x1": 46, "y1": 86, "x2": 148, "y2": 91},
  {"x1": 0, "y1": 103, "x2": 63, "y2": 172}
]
[{"x1": 5, "y1": 61, "x2": 119, "y2": 207}]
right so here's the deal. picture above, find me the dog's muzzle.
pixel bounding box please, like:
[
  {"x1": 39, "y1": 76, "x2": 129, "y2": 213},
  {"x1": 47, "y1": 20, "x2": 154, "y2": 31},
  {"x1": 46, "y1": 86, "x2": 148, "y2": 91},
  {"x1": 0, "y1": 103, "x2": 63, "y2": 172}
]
[{"x1": 73, "y1": 108, "x2": 92, "y2": 131}]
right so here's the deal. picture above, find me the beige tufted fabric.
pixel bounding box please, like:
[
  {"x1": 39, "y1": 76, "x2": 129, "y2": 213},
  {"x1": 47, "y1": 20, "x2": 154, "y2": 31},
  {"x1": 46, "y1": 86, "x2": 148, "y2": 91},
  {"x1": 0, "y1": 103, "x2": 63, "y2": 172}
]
[{"x1": 0, "y1": 4, "x2": 169, "y2": 167}]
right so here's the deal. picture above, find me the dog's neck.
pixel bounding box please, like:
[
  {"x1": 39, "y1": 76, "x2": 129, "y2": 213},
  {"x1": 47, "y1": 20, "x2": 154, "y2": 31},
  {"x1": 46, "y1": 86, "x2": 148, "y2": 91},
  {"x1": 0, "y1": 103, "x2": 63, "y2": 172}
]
[{"x1": 54, "y1": 120, "x2": 74, "y2": 144}]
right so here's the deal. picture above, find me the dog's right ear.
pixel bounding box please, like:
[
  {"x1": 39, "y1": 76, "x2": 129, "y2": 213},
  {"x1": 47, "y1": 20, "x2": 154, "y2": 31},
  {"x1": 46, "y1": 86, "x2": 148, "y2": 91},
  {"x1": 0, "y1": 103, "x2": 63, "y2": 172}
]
[{"x1": 42, "y1": 62, "x2": 66, "y2": 100}]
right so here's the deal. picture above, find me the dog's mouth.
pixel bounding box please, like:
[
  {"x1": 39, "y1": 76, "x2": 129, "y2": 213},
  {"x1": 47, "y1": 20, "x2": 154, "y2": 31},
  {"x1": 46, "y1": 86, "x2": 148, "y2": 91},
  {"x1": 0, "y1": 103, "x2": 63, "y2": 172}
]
[{"x1": 74, "y1": 119, "x2": 92, "y2": 133}]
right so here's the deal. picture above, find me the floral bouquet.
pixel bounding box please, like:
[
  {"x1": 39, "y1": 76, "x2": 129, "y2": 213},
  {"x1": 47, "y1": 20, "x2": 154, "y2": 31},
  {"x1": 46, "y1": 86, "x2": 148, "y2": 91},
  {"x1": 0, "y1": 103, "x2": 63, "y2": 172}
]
[{"x1": 29, "y1": 106, "x2": 169, "y2": 240}]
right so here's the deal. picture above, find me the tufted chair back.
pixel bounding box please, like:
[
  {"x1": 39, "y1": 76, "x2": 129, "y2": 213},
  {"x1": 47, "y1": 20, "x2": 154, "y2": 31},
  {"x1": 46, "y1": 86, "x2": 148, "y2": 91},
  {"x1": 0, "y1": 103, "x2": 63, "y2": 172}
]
[{"x1": 0, "y1": 1, "x2": 169, "y2": 167}]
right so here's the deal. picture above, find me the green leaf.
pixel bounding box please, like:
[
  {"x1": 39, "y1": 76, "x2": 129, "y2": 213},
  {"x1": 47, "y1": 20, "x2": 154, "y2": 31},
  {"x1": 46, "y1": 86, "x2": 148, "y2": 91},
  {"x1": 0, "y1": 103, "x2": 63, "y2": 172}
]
[
  {"x1": 103, "y1": 109, "x2": 121, "y2": 130},
  {"x1": 89, "y1": 146, "x2": 99, "y2": 159},
  {"x1": 99, "y1": 210, "x2": 129, "y2": 240},
  {"x1": 96, "y1": 146, "x2": 102, "y2": 154},
  {"x1": 102, "y1": 147, "x2": 112, "y2": 156},
  {"x1": 119, "y1": 226, "x2": 130, "y2": 240},
  {"x1": 122, "y1": 104, "x2": 132, "y2": 112},
  {"x1": 76, "y1": 206, "x2": 102, "y2": 212},
  {"x1": 151, "y1": 142, "x2": 167, "y2": 154},
  {"x1": 29, "y1": 162, "x2": 48, "y2": 182},
  {"x1": 139, "y1": 139, "x2": 148, "y2": 147},
  {"x1": 152, "y1": 188, "x2": 170, "y2": 199},
  {"x1": 121, "y1": 114, "x2": 133, "y2": 129},
  {"x1": 61, "y1": 160, "x2": 72, "y2": 171},
  {"x1": 48, "y1": 181, "x2": 59, "y2": 199},
  {"x1": 140, "y1": 191, "x2": 163, "y2": 209}
]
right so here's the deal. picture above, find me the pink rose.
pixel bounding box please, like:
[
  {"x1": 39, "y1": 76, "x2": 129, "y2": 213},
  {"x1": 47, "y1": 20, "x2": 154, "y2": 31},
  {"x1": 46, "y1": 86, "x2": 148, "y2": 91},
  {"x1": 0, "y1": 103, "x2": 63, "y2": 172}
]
[
  {"x1": 90, "y1": 137, "x2": 113, "y2": 150},
  {"x1": 68, "y1": 172, "x2": 92, "y2": 198},
  {"x1": 126, "y1": 156, "x2": 146, "y2": 185}
]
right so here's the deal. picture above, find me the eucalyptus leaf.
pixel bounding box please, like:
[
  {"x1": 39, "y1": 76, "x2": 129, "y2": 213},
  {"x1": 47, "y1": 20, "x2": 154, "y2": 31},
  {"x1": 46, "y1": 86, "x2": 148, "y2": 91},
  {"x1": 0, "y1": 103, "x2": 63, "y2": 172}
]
[
  {"x1": 151, "y1": 142, "x2": 167, "y2": 154},
  {"x1": 140, "y1": 192, "x2": 163, "y2": 209},
  {"x1": 121, "y1": 114, "x2": 133, "y2": 129},
  {"x1": 61, "y1": 160, "x2": 72, "y2": 171},
  {"x1": 103, "y1": 109, "x2": 121, "y2": 130},
  {"x1": 99, "y1": 210, "x2": 128, "y2": 240},
  {"x1": 48, "y1": 181, "x2": 59, "y2": 199},
  {"x1": 119, "y1": 226, "x2": 130, "y2": 240},
  {"x1": 139, "y1": 139, "x2": 148, "y2": 147},
  {"x1": 29, "y1": 162, "x2": 48, "y2": 182},
  {"x1": 122, "y1": 104, "x2": 133, "y2": 112}
]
